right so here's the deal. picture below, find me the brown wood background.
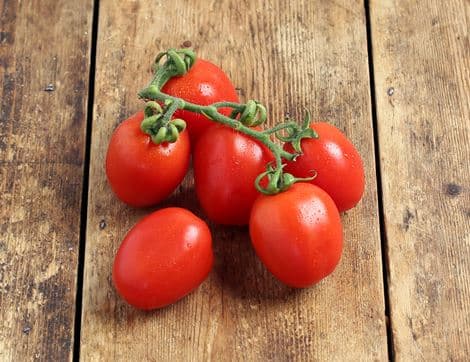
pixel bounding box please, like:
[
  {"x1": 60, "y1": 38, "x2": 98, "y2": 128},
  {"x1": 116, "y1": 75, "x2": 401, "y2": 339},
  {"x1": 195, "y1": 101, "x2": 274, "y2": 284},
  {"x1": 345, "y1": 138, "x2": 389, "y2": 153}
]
[{"x1": 0, "y1": 0, "x2": 468, "y2": 361}]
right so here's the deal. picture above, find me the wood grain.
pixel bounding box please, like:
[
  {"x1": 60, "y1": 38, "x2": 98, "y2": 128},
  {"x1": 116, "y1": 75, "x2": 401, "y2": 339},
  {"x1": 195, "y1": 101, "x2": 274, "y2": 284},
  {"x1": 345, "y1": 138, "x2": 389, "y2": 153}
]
[
  {"x1": 370, "y1": 0, "x2": 470, "y2": 359},
  {"x1": 81, "y1": 0, "x2": 387, "y2": 360},
  {"x1": 0, "y1": 1, "x2": 93, "y2": 361}
]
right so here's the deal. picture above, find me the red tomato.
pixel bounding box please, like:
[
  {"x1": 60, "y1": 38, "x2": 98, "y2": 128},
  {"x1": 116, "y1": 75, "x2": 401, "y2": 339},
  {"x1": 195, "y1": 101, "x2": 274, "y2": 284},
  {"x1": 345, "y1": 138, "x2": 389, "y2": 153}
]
[
  {"x1": 105, "y1": 111, "x2": 190, "y2": 207},
  {"x1": 284, "y1": 122, "x2": 365, "y2": 212},
  {"x1": 193, "y1": 125, "x2": 273, "y2": 225},
  {"x1": 250, "y1": 183, "x2": 343, "y2": 288},
  {"x1": 113, "y1": 207, "x2": 213, "y2": 310},
  {"x1": 161, "y1": 59, "x2": 239, "y2": 143}
]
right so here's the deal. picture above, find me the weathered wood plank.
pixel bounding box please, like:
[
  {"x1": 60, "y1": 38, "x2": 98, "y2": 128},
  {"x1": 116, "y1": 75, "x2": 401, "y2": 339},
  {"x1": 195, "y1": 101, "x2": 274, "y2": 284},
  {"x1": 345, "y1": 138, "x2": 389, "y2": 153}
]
[
  {"x1": 370, "y1": 0, "x2": 470, "y2": 359},
  {"x1": 0, "y1": 0, "x2": 93, "y2": 360},
  {"x1": 81, "y1": 0, "x2": 387, "y2": 360}
]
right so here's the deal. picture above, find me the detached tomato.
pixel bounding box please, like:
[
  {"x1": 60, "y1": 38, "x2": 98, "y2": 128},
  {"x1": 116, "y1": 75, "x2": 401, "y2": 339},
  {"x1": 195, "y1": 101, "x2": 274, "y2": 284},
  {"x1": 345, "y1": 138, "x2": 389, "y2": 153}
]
[
  {"x1": 162, "y1": 59, "x2": 239, "y2": 143},
  {"x1": 284, "y1": 122, "x2": 365, "y2": 212},
  {"x1": 193, "y1": 125, "x2": 273, "y2": 225},
  {"x1": 250, "y1": 183, "x2": 343, "y2": 288},
  {"x1": 113, "y1": 208, "x2": 213, "y2": 310},
  {"x1": 106, "y1": 111, "x2": 190, "y2": 207}
]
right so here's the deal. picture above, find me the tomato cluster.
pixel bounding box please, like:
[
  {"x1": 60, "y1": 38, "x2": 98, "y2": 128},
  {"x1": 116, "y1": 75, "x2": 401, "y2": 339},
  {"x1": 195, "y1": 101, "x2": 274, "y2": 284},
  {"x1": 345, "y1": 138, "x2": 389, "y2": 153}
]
[{"x1": 107, "y1": 51, "x2": 365, "y2": 310}]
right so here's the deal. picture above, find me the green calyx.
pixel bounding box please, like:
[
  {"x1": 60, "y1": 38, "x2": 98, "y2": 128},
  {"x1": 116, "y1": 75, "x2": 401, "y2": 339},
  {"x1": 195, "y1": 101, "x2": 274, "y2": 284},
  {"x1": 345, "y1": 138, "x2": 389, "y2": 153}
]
[
  {"x1": 275, "y1": 111, "x2": 318, "y2": 153},
  {"x1": 153, "y1": 48, "x2": 196, "y2": 77},
  {"x1": 140, "y1": 100, "x2": 186, "y2": 144},
  {"x1": 230, "y1": 99, "x2": 267, "y2": 126},
  {"x1": 138, "y1": 49, "x2": 196, "y2": 96},
  {"x1": 254, "y1": 163, "x2": 317, "y2": 195},
  {"x1": 136, "y1": 48, "x2": 320, "y2": 194}
]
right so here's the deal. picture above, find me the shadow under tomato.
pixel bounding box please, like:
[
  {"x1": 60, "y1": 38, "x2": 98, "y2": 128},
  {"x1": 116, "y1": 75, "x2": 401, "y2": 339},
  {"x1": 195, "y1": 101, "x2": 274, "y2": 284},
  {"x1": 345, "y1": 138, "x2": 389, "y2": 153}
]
[
  {"x1": 210, "y1": 223, "x2": 300, "y2": 301},
  {"x1": 94, "y1": 272, "x2": 208, "y2": 327},
  {"x1": 151, "y1": 167, "x2": 209, "y2": 219},
  {"x1": 135, "y1": 168, "x2": 206, "y2": 220}
]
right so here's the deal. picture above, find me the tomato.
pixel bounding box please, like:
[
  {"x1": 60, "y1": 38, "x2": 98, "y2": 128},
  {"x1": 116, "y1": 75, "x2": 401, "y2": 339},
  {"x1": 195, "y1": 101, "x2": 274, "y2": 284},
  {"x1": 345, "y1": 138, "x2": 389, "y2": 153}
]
[
  {"x1": 161, "y1": 59, "x2": 239, "y2": 143},
  {"x1": 113, "y1": 207, "x2": 213, "y2": 310},
  {"x1": 284, "y1": 122, "x2": 365, "y2": 212},
  {"x1": 249, "y1": 183, "x2": 343, "y2": 288},
  {"x1": 193, "y1": 125, "x2": 273, "y2": 225},
  {"x1": 105, "y1": 111, "x2": 190, "y2": 207}
]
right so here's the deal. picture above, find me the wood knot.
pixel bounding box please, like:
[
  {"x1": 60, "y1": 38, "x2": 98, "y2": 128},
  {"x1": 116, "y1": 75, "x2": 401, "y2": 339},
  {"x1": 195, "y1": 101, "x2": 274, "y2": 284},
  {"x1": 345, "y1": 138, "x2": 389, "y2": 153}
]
[
  {"x1": 181, "y1": 40, "x2": 192, "y2": 48},
  {"x1": 445, "y1": 183, "x2": 462, "y2": 197}
]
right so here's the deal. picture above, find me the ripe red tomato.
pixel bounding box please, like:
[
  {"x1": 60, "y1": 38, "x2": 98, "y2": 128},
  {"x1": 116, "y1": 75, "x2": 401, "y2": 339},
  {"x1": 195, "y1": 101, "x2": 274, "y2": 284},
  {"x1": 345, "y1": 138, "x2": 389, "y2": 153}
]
[
  {"x1": 105, "y1": 111, "x2": 190, "y2": 207},
  {"x1": 250, "y1": 183, "x2": 343, "y2": 288},
  {"x1": 193, "y1": 125, "x2": 273, "y2": 225},
  {"x1": 284, "y1": 122, "x2": 365, "y2": 212},
  {"x1": 161, "y1": 59, "x2": 239, "y2": 143},
  {"x1": 113, "y1": 207, "x2": 213, "y2": 310}
]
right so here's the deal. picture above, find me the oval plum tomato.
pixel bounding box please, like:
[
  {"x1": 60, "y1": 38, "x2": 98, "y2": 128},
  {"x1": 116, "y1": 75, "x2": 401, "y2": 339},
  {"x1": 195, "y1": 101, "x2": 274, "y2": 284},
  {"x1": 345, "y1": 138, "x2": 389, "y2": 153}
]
[
  {"x1": 105, "y1": 111, "x2": 190, "y2": 207},
  {"x1": 249, "y1": 183, "x2": 343, "y2": 288},
  {"x1": 284, "y1": 122, "x2": 365, "y2": 212},
  {"x1": 193, "y1": 125, "x2": 273, "y2": 225},
  {"x1": 113, "y1": 207, "x2": 213, "y2": 310},
  {"x1": 161, "y1": 59, "x2": 239, "y2": 143}
]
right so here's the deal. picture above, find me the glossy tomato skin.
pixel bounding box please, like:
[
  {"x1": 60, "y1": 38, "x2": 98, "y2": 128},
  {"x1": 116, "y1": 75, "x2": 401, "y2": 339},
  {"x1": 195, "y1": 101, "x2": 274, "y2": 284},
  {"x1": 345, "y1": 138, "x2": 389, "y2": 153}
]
[
  {"x1": 193, "y1": 125, "x2": 273, "y2": 225},
  {"x1": 284, "y1": 122, "x2": 365, "y2": 212},
  {"x1": 113, "y1": 208, "x2": 213, "y2": 310},
  {"x1": 161, "y1": 59, "x2": 239, "y2": 143},
  {"x1": 105, "y1": 111, "x2": 190, "y2": 207},
  {"x1": 250, "y1": 183, "x2": 343, "y2": 288}
]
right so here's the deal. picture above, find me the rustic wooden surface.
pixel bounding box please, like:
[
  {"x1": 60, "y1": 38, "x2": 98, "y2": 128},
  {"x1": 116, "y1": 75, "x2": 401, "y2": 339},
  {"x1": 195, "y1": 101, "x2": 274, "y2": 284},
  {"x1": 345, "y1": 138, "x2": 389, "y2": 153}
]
[
  {"x1": 80, "y1": 0, "x2": 387, "y2": 360},
  {"x1": 0, "y1": 0, "x2": 93, "y2": 361},
  {"x1": 370, "y1": 0, "x2": 470, "y2": 360},
  {"x1": 1, "y1": 0, "x2": 469, "y2": 360}
]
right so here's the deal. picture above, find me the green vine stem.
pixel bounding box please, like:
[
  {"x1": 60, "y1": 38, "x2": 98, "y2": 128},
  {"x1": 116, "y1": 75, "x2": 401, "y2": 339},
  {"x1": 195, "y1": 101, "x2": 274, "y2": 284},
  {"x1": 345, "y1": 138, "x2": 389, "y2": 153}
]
[{"x1": 137, "y1": 48, "x2": 318, "y2": 194}]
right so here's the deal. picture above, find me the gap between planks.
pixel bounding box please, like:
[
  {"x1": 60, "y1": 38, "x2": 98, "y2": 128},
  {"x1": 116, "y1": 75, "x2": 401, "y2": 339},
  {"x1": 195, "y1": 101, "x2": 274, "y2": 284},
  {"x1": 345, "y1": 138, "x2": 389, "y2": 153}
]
[
  {"x1": 364, "y1": 0, "x2": 394, "y2": 360},
  {"x1": 73, "y1": 0, "x2": 101, "y2": 361}
]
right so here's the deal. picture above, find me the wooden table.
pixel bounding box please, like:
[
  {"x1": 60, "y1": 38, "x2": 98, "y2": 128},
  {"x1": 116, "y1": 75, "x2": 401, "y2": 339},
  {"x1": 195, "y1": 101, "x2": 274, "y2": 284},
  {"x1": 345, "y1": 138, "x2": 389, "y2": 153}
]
[{"x1": 1, "y1": 0, "x2": 468, "y2": 361}]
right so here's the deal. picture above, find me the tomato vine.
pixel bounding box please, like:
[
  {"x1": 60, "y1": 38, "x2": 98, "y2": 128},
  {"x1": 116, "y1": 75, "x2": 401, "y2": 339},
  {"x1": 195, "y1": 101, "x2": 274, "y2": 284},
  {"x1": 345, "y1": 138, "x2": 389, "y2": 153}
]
[{"x1": 138, "y1": 48, "x2": 318, "y2": 195}]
